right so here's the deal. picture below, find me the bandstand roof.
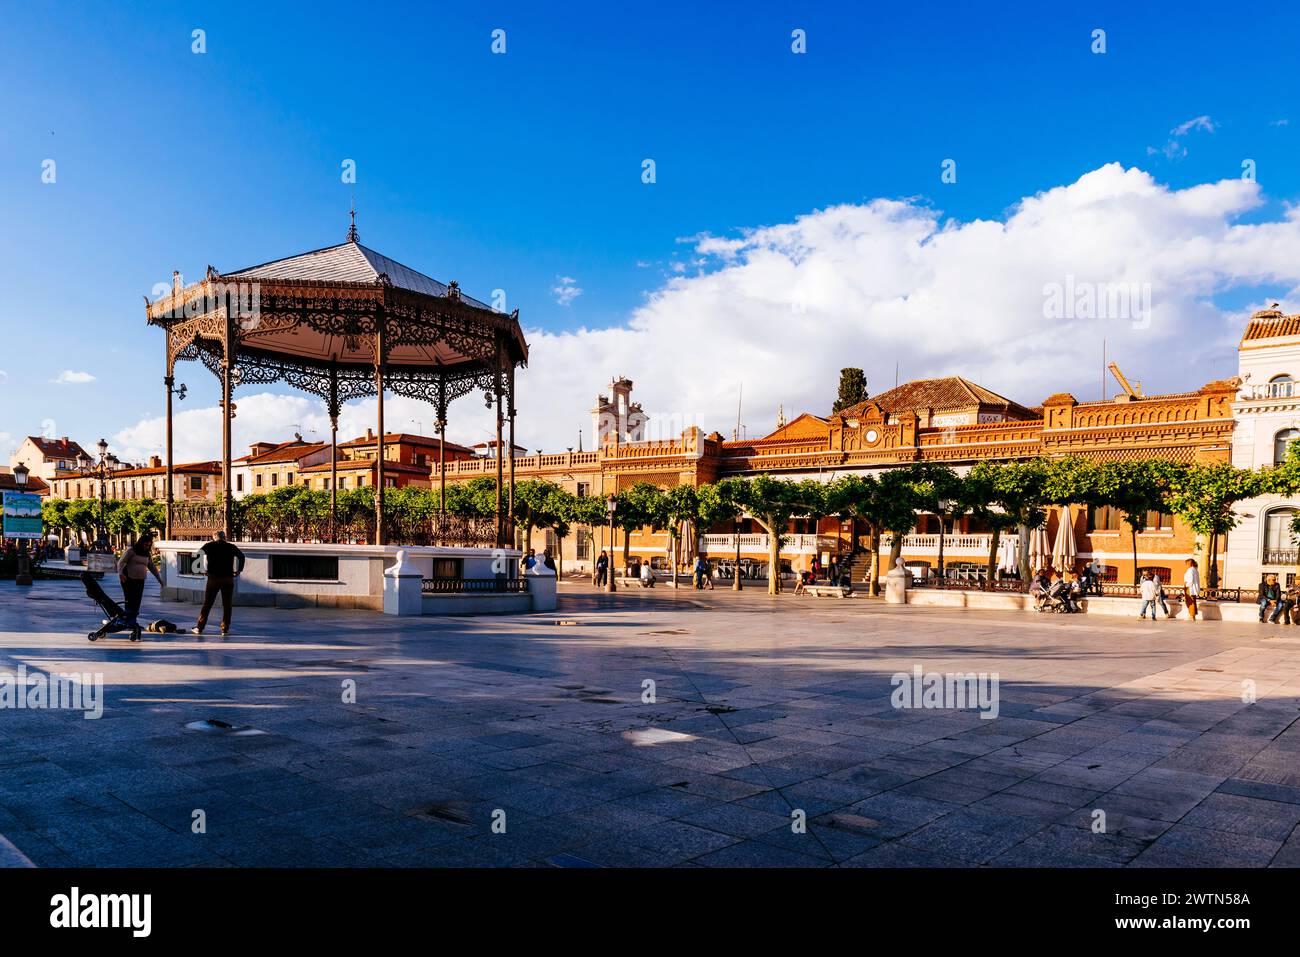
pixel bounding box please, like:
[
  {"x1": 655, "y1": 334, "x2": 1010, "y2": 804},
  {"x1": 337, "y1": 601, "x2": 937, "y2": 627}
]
[{"x1": 146, "y1": 226, "x2": 527, "y2": 409}]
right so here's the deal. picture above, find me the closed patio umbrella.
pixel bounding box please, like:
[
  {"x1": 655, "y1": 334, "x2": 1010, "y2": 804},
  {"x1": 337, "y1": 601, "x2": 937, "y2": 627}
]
[
  {"x1": 997, "y1": 534, "x2": 1019, "y2": 575},
  {"x1": 1028, "y1": 523, "x2": 1050, "y2": 573},
  {"x1": 1051, "y1": 505, "x2": 1077, "y2": 572}
]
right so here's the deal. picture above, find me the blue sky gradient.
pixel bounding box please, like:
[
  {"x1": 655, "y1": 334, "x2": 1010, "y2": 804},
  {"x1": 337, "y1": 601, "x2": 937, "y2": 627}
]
[{"x1": 3, "y1": 1, "x2": 1299, "y2": 457}]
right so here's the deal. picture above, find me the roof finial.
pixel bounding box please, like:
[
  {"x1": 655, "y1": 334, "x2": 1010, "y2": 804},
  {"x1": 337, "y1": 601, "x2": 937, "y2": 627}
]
[{"x1": 347, "y1": 197, "x2": 359, "y2": 243}]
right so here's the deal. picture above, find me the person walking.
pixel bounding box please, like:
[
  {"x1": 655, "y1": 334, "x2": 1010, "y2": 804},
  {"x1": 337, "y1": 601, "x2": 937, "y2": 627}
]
[
  {"x1": 595, "y1": 550, "x2": 608, "y2": 587},
  {"x1": 1182, "y1": 558, "x2": 1200, "y2": 622},
  {"x1": 117, "y1": 533, "x2": 163, "y2": 633},
  {"x1": 1152, "y1": 571, "x2": 1171, "y2": 618},
  {"x1": 191, "y1": 530, "x2": 245, "y2": 637},
  {"x1": 1138, "y1": 570, "x2": 1159, "y2": 621}
]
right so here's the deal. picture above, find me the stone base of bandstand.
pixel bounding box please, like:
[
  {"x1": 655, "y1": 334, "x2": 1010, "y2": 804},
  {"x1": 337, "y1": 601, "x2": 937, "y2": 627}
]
[{"x1": 154, "y1": 541, "x2": 553, "y2": 616}]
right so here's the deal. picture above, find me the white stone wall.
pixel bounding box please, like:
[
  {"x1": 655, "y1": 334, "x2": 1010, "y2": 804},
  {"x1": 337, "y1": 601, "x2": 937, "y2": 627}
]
[{"x1": 1227, "y1": 339, "x2": 1300, "y2": 587}]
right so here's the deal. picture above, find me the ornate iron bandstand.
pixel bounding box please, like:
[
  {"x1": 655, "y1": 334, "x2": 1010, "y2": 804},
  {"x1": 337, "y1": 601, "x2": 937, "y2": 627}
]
[{"x1": 145, "y1": 223, "x2": 527, "y2": 547}]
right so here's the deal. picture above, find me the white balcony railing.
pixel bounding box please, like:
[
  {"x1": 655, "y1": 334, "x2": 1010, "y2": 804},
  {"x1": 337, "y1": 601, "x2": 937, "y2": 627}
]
[
  {"x1": 698, "y1": 533, "x2": 840, "y2": 555},
  {"x1": 879, "y1": 533, "x2": 994, "y2": 556}
]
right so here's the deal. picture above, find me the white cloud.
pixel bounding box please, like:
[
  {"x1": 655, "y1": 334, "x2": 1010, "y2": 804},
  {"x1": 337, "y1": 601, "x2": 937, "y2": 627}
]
[
  {"x1": 0, "y1": 370, "x2": 8, "y2": 385},
  {"x1": 52, "y1": 370, "x2": 95, "y2": 385},
  {"x1": 513, "y1": 164, "x2": 1300, "y2": 450},
  {"x1": 110, "y1": 165, "x2": 1300, "y2": 460},
  {"x1": 1171, "y1": 115, "x2": 1216, "y2": 136},
  {"x1": 552, "y1": 276, "x2": 582, "y2": 307},
  {"x1": 1272, "y1": 118, "x2": 1290, "y2": 127},
  {"x1": 1149, "y1": 115, "x2": 1216, "y2": 161}
]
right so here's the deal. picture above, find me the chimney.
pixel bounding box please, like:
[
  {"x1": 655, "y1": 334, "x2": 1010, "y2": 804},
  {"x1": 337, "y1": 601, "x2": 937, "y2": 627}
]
[
  {"x1": 149, "y1": 455, "x2": 161, "y2": 468},
  {"x1": 366, "y1": 428, "x2": 375, "y2": 440}
]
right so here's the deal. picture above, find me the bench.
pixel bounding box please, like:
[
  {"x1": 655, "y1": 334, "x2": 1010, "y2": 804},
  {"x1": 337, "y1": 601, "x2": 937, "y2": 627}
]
[{"x1": 802, "y1": 584, "x2": 852, "y2": 598}]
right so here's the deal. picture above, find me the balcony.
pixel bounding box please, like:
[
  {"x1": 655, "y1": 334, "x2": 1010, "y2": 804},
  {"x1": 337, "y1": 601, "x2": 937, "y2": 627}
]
[
  {"x1": 1263, "y1": 548, "x2": 1299, "y2": 566},
  {"x1": 1240, "y1": 383, "x2": 1300, "y2": 402},
  {"x1": 698, "y1": 534, "x2": 841, "y2": 555},
  {"x1": 879, "y1": 533, "x2": 994, "y2": 556}
]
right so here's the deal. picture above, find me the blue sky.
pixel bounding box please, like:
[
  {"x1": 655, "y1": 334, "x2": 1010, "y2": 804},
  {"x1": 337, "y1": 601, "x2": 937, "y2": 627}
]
[{"x1": 3, "y1": 0, "x2": 1300, "y2": 459}]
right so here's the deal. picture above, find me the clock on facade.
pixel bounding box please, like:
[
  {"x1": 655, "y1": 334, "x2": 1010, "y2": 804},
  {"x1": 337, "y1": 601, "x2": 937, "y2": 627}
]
[{"x1": 865, "y1": 429, "x2": 879, "y2": 444}]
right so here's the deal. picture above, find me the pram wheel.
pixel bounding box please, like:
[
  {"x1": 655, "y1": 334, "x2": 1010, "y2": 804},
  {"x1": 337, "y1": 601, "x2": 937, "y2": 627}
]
[
  {"x1": 129, "y1": 628, "x2": 142, "y2": 642},
  {"x1": 87, "y1": 632, "x2": 99, "y2": 641}
]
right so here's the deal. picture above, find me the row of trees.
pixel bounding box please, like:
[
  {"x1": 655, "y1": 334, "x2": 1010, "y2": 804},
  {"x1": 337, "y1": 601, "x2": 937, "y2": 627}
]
[
  {"x1": 36, "y1": 445, "x2": 1300, "y2": 593},
  {"x1": 41, "y1": 497, "x2": 165, "y2": 548}
]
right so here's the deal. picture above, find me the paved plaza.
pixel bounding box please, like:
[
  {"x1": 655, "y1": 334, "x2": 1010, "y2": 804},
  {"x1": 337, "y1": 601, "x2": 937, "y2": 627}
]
[{"x1": 2, "y1": 579, "x2": 1300, "y2": 868}]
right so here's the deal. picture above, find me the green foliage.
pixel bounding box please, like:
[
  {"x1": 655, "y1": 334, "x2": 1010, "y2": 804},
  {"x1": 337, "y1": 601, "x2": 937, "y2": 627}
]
[{"x1": 833, "y1": 368, "x2": 867, "y2": 413}]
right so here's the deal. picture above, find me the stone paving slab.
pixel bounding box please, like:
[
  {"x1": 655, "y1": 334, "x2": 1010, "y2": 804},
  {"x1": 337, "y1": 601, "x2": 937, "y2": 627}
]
[{"x1": 2, "y1": 579, "x2": 1300, "y2": 866}]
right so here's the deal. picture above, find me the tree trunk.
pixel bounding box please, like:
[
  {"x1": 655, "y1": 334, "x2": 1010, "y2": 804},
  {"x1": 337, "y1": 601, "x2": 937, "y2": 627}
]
[
  {"x1": 986, "y1": 526, "x2": 1001, "y2": 590},
  {"x1": 1131, "y1": 525, "x2": 1140, "y2": 586},
  {"x1": 672, "y1": 533, "x2": 680, "y2": 589},
  {"x1": 622, "y1": 527, "x2": 631, "y2": 573},
  {"x1": 889, "y1": 532, "x2": 903, "y2": 576},
  {"x1": 1017, "y1": 523, "x2": 1031, "y2": 584}
]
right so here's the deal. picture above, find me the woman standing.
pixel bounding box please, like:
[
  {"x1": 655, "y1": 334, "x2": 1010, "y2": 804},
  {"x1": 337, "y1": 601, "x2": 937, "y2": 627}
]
[{"x1": 118, "y1": 534, "x2": 163, "y2": 632}]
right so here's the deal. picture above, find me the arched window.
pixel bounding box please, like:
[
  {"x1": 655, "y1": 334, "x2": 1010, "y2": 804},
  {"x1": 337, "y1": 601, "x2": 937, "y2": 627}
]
[
  {"x1": 1269, "y1": 374, "x2": 1296, "y2": 398},
  {"x1": 1263, "y1": 507, "x2": 1298, "y2": 564},
  {"x1": 1275, "y1": 428, "x2": 1300, "y2": 465}
]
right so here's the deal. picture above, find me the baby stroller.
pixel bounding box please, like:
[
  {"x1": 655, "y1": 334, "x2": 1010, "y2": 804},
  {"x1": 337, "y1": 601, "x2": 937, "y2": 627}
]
[
  {"x1": 81, "y1": 571, "x2": 141, "y2": 642},
  {"x1": 1035, "y1": 578, "x2": 1073, "y2": 614}
]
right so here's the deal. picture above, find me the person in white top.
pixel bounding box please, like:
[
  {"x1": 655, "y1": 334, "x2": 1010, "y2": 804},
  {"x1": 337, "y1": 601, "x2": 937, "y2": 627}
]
[
  {"x1": 1183, "y1": 558, "x2": 1200, "y2": 622},
  {"x1": 1138, "y1": 570, "x2": 1159, "y2": 621}
]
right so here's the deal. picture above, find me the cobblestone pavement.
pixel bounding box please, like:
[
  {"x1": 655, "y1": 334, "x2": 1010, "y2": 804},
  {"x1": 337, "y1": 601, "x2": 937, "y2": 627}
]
[{"x1": 2, "y1": 578, "x2": 1299, "y2": 867}]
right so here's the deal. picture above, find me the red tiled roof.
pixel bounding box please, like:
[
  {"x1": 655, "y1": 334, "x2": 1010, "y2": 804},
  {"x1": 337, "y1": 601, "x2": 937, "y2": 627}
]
[
  {"x1": 1241, "y1": 309, "x2": 1300, "y2": 344},
  {"x1": 837, "y1": 377, "x2": 1033, "y2": 418},
  {"x1": 97, "y1": 461, "x2": 221, "y2": 478},
  {"x1": 0, "y1": 473, "x2": 50, "y2": 493},
  {"x1": 246, "y1": 440, "x2": 327, "y2": 465},
  {"x1": 23, "y1": 436, "x2": 88, "y2": 460}
]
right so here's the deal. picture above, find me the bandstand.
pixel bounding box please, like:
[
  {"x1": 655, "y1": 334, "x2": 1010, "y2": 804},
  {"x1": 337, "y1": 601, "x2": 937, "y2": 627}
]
[{"x1": 145, "y1": 219, "x2": 527, "y2": 548}]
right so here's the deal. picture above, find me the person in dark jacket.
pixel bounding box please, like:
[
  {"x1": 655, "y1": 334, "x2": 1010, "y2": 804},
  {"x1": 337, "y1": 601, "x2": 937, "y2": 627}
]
[
  {"x1": 594, "y1": 550, "x2": 608, "y2": 586},
  {"x1": 1258, "y1": 574, "x2": 1283, "y2": 623},
  {"x1": 191, "y1": 531, "x2": 246, "y2": 636}
]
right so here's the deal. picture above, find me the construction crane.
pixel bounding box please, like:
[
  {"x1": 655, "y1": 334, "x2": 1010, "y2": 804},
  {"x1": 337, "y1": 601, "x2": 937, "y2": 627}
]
[{"x1": 1108, "y1": 362, "x2": 1142, "y2": 400}]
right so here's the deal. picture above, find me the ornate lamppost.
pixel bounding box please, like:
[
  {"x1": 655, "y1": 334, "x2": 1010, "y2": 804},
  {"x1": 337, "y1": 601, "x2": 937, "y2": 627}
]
[
  {"x1": 12, "y1": 462, "x2": 33, "y2": 587},
  {"x1": 605, "y1": 494, "x2": 617, "y2": 593},
  {"x1": 76, "y1": 438, "x2": 116, "y2": 549}
]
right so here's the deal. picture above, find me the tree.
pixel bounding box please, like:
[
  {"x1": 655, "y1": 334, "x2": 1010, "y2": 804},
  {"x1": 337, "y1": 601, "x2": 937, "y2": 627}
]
[
  {"x1": 833, "y1": 368, "x2": 868, "y2": 413},
  {"x1": 967, "y1": 459, "x2": 1050, "y2": 584},
  {"x1": 662, "y1": 484, "x2": 700, "y2": 588},
  {"x1": 605, "y1": 483, "x2": 665, "y2": 573},
  {"x1": 902, "y1": 463, "x2": 965, "y2": 580},
  {"x1": 513, "y1": 480, "x2": 565, "y2": 554},
  {"x1": 66, "y1": 499, "x2": 98, "y2": 546},
  {"x1": 42, "y1": 498, "x2": 69, "y2": 547},
  {"x1": 1167, "y1": 460, "x2": 1264, "y2": 589},
  {"x1": 736, "y1": 475, "x2": 822, "y2": 594}
]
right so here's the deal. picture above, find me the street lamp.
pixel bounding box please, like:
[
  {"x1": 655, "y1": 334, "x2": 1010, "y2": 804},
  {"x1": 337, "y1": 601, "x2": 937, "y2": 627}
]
[
  {"x1": 936, "y1": 498, "x2": 956, "y2": 582},
  {"x1": 733, "y1": 514, "x2": 743, "y2": 591},
  {"x1": 12, "y1": 462, "x2": 32, "y2": 587},
  {"x1": 605, "y1": 494, "x2": 617, "y2": 593},
  {"x1": 75, "y1": 438, "x2": 115, "y2": 548}
]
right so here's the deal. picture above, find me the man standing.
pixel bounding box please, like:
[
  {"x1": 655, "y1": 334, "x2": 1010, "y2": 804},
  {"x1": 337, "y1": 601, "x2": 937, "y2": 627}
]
[
  {"x1": 1182, "y1": 558, "x2": 1200, "y2": 622},
  {"x1": 191, "y1": 530, "x2": 245, "y2": 637}
]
